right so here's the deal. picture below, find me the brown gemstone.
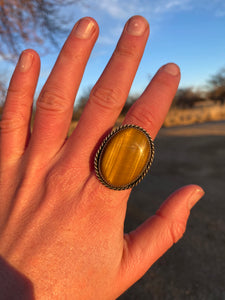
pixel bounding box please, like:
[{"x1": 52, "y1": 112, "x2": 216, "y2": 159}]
[{"x1": 95, "y1": 125, "x2": 154, "y2": 189}]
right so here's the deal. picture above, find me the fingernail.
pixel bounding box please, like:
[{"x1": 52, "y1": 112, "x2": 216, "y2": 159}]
[
  {"x1": 188, "y1": 187, "x2": 205, "y2": 209},
  {"x1": 161, "y1": 63, "x2": 180, "y2": 76},
  {"x1": 126, "y1": 16, "x2": 148, "y2": 36},
  {"x1": 18, "y1": 51, "x2": 33, "y2": 72},
  {"x1": 73, "y1": 17, "x2": 96, "y2": 39}
]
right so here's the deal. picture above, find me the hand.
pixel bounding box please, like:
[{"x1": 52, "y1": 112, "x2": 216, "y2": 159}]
[{"x1": 0, "y1": 16, "x2": 204, "y2": 299}]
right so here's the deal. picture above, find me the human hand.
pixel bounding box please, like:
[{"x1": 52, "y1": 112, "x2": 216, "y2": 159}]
[{"x1": 0, "y1": 16, "x2": 204, "y2": 299}]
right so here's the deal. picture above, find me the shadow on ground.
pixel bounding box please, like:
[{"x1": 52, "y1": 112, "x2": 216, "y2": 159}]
[{"x1": 119, "y1": 122, "x2": 225, "y2": 300}]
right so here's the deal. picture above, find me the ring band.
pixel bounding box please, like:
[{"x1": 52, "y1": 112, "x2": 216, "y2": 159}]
[{"x1": 94, "y1": 124, "x2": 154, "y2": 190}]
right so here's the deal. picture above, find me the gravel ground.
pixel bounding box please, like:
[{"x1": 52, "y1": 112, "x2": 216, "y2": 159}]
[{"x1": 119, "y1": 121, "x2": 225, "y2": 300}]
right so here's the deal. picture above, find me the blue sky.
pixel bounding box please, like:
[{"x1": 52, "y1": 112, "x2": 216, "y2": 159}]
[{"x1": 1, "y1": 0, "x2": 225, "y2": 101}]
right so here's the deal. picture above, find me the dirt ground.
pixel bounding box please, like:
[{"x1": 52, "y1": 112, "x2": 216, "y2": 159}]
[{"x1": 119, "y1": 121, "x2": 225, "y2": 300}]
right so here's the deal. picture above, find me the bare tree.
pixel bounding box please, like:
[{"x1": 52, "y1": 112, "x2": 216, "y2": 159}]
[
  {"x1": 173, "y1": 88, "x2": 205, "y2": 108},
  {"x1": 0, "y1": 75, "x2": 7, "y2": 114},
  {"x1": 0, "y1": 80, "x2": 6, "y2": 101},
  {"x1": 208, "y1": 68, "x2": 225, "y2": 87},
  {"x1": 0, "y1": 0, "x2": 81, "y2": 61},
  {"x1": 208, "y1": 67, "x2": 225, "y2": 105},
  {"x1": 0, "y1": 0, "x2": 83, "y2": 111}
]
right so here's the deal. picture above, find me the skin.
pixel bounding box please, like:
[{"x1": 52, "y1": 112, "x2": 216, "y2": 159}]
[{"x1": 0, "y1": 16, "x2": 204, "y2": 299}]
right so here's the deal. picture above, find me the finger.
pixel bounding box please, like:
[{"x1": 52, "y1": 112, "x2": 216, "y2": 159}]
[
  {"x1": 29, "y1": 17, "x2": 99, "y2": 162},
  {"x1": 118, "y1": 185, "x2": 204, "y2": 294},
  {"x1": 0, "y1": 49, "x2": 40, "y2": 168},
  {"x1": 66, "y1": 16, "x2": 150, "y2": 164},
  {"x1": 124, "y1": 63, "x2": 181, "y2": 139}
]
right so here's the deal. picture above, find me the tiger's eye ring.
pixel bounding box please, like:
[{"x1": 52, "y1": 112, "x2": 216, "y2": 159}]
[{"x1": 94, "y1": 124, "x2": 154, "y2": 190}]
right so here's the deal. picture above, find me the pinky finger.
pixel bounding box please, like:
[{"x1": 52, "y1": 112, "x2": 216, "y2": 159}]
[{"x1": 0, "y1": 49, "x2": 40, "y2": 167}]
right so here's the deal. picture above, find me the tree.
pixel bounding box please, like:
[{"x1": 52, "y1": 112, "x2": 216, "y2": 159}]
[
  {"x1": 0, "y1": 0, "x2": 82, "y2": 110},
  {"x1": 0, "y1": 80, "x2": 6, "y2": 100},
  {"x1": 0, "y1": 78, "x2": 7, "y2": 115},
  {"x1": 208, "y1": 67, "x2": 225, "y2": 87},
  {"x1": 208, "y1": 67, "x2": 225, "y2": 105},
  {"x1": 173, "y1": 88, "x2": 205, "y2": 108},
  {"x1": 0, "y1": 0, "x2": 80, "y2": 61}
]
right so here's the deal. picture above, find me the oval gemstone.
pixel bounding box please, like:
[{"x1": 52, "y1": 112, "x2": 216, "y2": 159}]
[{"x1": 96, "y1": 125, "x2": 154, "y2": 189}]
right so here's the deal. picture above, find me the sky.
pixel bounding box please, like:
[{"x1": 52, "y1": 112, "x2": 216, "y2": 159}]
[{"x1": 1, "y1": 0, "x2": 225, "y2": 101}]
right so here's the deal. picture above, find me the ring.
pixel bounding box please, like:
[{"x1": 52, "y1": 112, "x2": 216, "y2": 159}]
[{"x1": 94, "y1": 124, "x2": 154, "y2": 190}]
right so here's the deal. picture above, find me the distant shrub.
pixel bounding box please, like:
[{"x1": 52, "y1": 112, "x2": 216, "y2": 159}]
[{"x1": 173, "y1": 88, "x2": 205, "y2": 108}]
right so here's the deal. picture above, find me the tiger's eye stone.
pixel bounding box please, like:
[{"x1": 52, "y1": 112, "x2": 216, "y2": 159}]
[{"x1": 95, "y1": 125, "x2": 154, "y2": 189}]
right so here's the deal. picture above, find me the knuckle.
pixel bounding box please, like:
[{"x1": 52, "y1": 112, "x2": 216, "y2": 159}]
[
  {"x1": 37, "y1": 90, "x2": 71, "y2": 115},
  {"x1": 156, "y1": 212, "x2": 187, "y2": 244},
  {"x1": 45, "y1": 168, "x2": 60, "y2": 190},
  {"x1": 90, "y1": 86, "x2": 124, "y2": 111},
  {"x1": 115, "y1": 43, "x2": 139, "y2": 60},
  {"x1": 169, "y1": 221, "x2": 186, "y2": 243},
  {"x1": 45, "y1": 166, "x2": 75, "y2": 195},
  {"x1": 0, "y1": 112, "x2": 27, "y2": 133},
  {"x1": 62, "y1": 45, "x2": 84, "y2": 63},
  {"x1": 7, "y1": 86, "x2": 27, "y2": 100},
  {"x1": 45, "y1": 168, "x2": 64, "y2": 197},
  {"x1": 127, "y1": 105, "x2": 156, "y2": 129}
]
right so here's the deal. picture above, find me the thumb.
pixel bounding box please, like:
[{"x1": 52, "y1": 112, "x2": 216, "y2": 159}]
[{"x1": 118, "y1": 185, "x2": 205, "y2": 294}]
